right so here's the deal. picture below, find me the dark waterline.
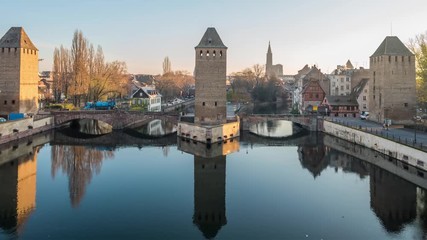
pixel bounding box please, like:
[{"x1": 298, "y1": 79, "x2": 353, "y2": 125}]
[{"x1": 0, "y1": 130, "x2": 427, "y2": 240}]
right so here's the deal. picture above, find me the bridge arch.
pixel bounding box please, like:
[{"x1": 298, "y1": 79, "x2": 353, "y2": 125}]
[{"x1": 52, "y1": 110, "x2": 180, "y2": 130}]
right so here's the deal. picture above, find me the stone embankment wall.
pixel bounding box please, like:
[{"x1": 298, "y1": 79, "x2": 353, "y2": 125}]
[
  {"x1": 0, "y1": 116, "x2": 54, "y2": 145},
  {"x1": 323, "y1": 120, "x2": 427, "y2": 171}
]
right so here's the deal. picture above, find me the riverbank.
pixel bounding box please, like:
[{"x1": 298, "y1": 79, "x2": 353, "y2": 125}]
[
  {"x1": 323, "y1": 118, "x2": 427, "y2": 171},
  {"x1": 0, "y1": 115, "x2": 54, "y2": 145}
]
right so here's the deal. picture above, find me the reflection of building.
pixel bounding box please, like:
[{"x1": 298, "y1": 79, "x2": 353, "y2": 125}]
[
  {"x1": 298, "y1": 135, "x2": 328, "y2": 178},
  {"x1": 0, "y1": 27, "x2": 39, "y2": 115},
  {"x1": 193, "y1": 155, "x2": 226, "y2": 239},
  {"x1": 178, "y1": 138, "x2": 239, "y2": 238},
  {"x1": 0, "y1": 150, "x2": 37, "y2": 234},
  {"x1": 370, "y1": 166, "x2": 417, "y2": 233}
]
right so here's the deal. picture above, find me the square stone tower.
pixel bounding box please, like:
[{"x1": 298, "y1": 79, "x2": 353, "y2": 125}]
[
  {"x1": 0, "y1": 27, "x2": 39, "y2": 115},
  {"x1": 194, "y1": 28, "x2": 227, "y2": 125},
  {"x1": 369, "y1": 36, "x2": 416, "y2": 124}
]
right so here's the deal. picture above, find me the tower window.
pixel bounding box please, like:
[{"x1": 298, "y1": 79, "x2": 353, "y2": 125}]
[
  {"x1": 388, "y1": 56, "x2": 391, "y2": 62},
  {"x1": 202, "y1": 102, "x2": 205, "y2": 106},
  {"x1": 199, "y1": 50, "x2": 203, "y2": 57},
  {"x1": 220, "y1": 51, "x2": 222, "y2": 57},
  {"x1": 15, "y1": 48, "x2": 17, "y2": 52},
  {"x1": 12, "y1": 100, "x2": 15, "y2": 104},
  {"x1": 404, "y1": 103, "x2": 408, "y2": 107},
  {"x1": 207, "y1": 51, "x2": 209, "y2": 57},
  {"x1": 4, "y1": 100, "x2": 7, "y2": 105},
  {"x1": 395, "y1": 56, "x2": 397, "y2": 62},
  {"x1": 213, "y1": 50, "x2": 216, "y2": 57},
  {"x1": 215, "y1": 101, "x2": 217, "y2": 106}
]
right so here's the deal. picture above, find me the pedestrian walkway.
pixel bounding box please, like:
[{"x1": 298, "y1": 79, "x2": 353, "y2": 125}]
[{"x1": 328, "y1": 117, "x2": 427, "y2": 152}]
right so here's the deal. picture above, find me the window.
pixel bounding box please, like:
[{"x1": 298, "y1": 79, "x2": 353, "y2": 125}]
[
  {"x1": 395, "y1": 56, "x2": 398, "y2": 62},
  {"x1": 363, "y1": 96, "x2": 366, "y2": 100},
  {"x1": 202, "y1": 102, "x2": 205, "y2": 106},
  {"x1": 340, "y1": 86, "x2": 344, "y2": 91},
  {"x1": 12, "y1": 100, "x2": 15, "y2": 104},
  {"x1": 363, "y1": 104, "x2": 366, "y2": 109},
  {"x1": 200, "y1": 50, "x2": 203, "y2": 57},
  {"x1": 346, "y1": 85, "x2": 349, "y2": 90},
  {"x1": 213, "y1": 51, "x2": 216, "y2": 57},
  {"x1": 215, "y1": 101, "x2": 217, "y2": 106},
  {"x1": 220, "y1": 51, "x2": 222, "y2": 57},
  {"x1": 404, "y1": 103, "x2": 408, "y2": 107},
  {"x1": 207, "y1": 51, "x2": 210, "y2": 57},
  {"x1": 346, "y1": 77, "x2": 349, "y2": 82},
  {"x1": 4, "y1": 100, "x2": 7, "y2": 105}
]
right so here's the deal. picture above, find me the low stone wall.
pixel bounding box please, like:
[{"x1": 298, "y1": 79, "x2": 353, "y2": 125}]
[
  {"x1": 323, "y1": 120, "x2": 427, "y2": 171},
  {"x1": 178, "y1": 118, "x2": 240, "y2": 143},
  {"x1": 0, "y1": 116, "x2": 54, "y2": 145}
]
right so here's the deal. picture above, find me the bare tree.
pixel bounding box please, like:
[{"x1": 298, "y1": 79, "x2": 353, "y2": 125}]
[{"x1": 162, "y1": 56, "x2": 172, "y2": 75}]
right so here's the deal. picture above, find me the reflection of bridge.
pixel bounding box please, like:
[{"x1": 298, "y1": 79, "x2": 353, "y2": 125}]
[
  {"x1": 51, "y1": 110, "x2": 179, "y2": 130},
  {"x1": 241, "y1": 114, "x2": 319, "y2": 131},
  {"x1": 51, "y1": 129, "x2": 177, "y2": 148}
]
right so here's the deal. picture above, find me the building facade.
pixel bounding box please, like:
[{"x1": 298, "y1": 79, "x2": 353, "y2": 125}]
[
  {"x1": 369, "y1": 36, "x2": 416, "y2": 124},
  {"x1": 0, "y1": 27, "x2": 39, "y2": 116}
]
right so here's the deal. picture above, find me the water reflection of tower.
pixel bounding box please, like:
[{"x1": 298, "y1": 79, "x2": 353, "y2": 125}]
[
  {"x1": 0, "y1": 149, "x2": 38, "y2": 235},
  {"x1": 178, "y1": 138, "x2": 239, "y2": 239},
  {"x1": 370, "y1": 166, "x2": 417, "y2": 233},
  {"x1": 193, "y1": 155, "x2": 226, "y2": 238}
]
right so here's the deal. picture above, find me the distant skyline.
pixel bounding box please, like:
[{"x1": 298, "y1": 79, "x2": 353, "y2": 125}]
[{"x1": 1, "y1": 0, "x2": 427, "y2": 75}]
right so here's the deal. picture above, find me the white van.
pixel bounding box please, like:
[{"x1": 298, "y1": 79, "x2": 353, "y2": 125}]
[{"x1": 360, "y1": 112, "x2": 369, "y2": 120}]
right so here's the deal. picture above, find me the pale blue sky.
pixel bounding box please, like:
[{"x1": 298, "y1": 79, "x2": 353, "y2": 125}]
[{"x1": 1, "y1": 0, "x2": 427, "y2": 75}]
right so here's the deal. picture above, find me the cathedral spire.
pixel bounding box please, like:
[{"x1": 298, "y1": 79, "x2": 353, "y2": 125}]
[{"x1": 267, "y1": 41, "x2": 272, "y2": 54}]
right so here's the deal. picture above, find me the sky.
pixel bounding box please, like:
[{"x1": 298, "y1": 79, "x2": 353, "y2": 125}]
[{"x1": 1, "y1": 0, "x2": 427, "y2": 75}]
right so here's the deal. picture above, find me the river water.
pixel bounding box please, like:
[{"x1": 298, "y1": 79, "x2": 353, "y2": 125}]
[{"x1": 1, "y1": 119, "x2": 427, "y2": 239}]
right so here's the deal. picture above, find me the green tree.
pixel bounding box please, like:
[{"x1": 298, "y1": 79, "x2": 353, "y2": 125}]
[{"x1": 409, "y1": 33, "x2": 427, "y2": 106}]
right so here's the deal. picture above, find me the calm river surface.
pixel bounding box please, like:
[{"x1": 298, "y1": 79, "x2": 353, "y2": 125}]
[{"x1": 1, "y1": 124, "x2": 427, "y2": 239}]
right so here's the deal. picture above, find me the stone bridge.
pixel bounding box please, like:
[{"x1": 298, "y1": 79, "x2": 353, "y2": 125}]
[
  {"x1": 51, "y1": 110, "x2": 180, "y2": 130},
  {"x1": 240, "y1": 114, "x2": 321, "y2": 131}
]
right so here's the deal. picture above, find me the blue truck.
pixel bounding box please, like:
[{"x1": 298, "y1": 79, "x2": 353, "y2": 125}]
[
  {"x1": 9, "y1": 113, "x2": 25, "y2": 120},
  {"x1": 84, "y1": 101, "x2": 116, "y2": 110}
]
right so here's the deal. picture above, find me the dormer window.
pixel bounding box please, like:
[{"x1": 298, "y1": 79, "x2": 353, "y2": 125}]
[{"x1": 208, "y1": 38, "x2": 212, "y2": 44}]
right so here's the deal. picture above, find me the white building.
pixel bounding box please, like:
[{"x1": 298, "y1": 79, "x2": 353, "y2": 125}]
[{"x1": 131, "y1": 84, "x2": 162, "y2": 112}]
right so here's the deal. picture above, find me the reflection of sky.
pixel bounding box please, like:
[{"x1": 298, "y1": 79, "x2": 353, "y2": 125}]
[
  {"x1": 12, "y1": 142, "x2": 424, "y2": 239},
  {"x1": 249, "y1": 120, "x2": 293, "y2": 137}
]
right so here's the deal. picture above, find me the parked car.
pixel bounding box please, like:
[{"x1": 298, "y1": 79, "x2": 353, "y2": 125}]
[
  {"x1": 360, "y1": 112, "x2": 369, "y2": 120},
  {"x1": 0, "y1": 117, "x2": 6, "y2": 123}
]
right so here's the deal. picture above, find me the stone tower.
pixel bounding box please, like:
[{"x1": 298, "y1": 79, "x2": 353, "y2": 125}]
[
  {"x1": 369, "y1": 36, "x2": 416, "y2": 124},
  {"x1": 0, "y1": 27, "x2": 39, "y2": 116},
  {"x1": 194, "y1": 28, "x2": 227, "y2": 125}
]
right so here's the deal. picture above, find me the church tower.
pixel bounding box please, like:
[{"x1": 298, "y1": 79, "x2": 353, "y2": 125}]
[
  {"x1": 266, "y1": 41, "x2": 273, "y2": 77},
  {"x1": 194, "y1": 28, "x2": 227, "y2": 125},
  {"x1": 369, "y1": 36, "x2": 416, "y2": 124},
  {"x1": 0, "y1": 27, "x2": 39, "y2": 116}
]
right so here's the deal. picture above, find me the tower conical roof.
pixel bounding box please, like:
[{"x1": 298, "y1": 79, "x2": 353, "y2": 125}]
[
  {"x1": 371, "y1": 36, "x2": 412, "y2": 57},
  {"x1": 0, "y1": 27, "x2": 38, "y2": 51},
  {"x1": 346, "y1": 60, "x2": 354, "y2": 69},
  {"x1": 267, "y1": 41, "x2": 272, "y2": 53},
  {"x1": 195, "y1": 27, "x2": 227, "y2": 49}
]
